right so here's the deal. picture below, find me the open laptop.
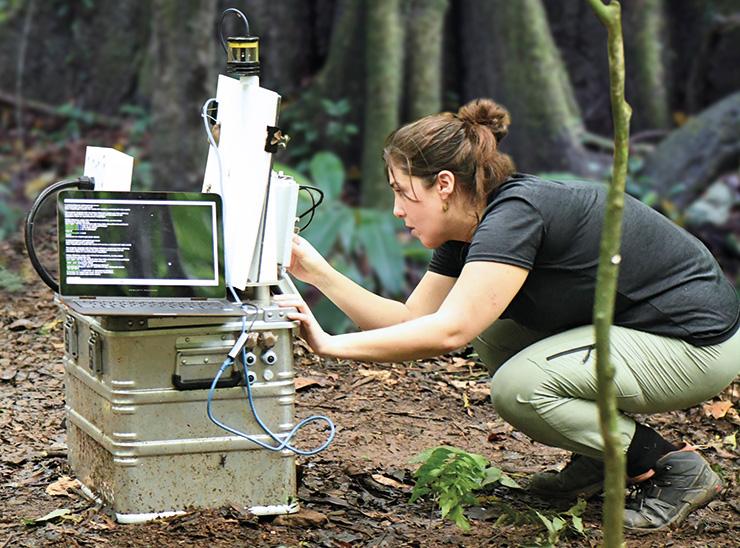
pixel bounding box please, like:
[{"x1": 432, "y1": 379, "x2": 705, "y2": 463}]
[{"x1": 56, "y1": 190, "x2": 247, "y2": 316}]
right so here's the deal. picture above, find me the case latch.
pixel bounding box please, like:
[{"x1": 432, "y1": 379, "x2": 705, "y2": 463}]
[
  {"x1": 64, "y1": 315, "x2": 78, "y2": 360},
  {"x1": 88, "y1": 329, "x2": 103, "y2": 375}
]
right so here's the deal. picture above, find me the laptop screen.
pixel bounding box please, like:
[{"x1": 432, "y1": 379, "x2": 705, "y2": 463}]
[{"x1": 57, "y1": 191, "x2": 225, "y2": 298}]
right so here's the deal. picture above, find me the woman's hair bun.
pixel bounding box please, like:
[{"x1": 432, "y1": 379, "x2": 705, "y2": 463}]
[{"x1": 457, "y1": 98, "x2": 510, "y2": 142}]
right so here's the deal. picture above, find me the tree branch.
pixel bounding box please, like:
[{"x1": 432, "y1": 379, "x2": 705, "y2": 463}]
[
  {"x1": 587, "y1": 0, "x2": 631, "y2": 546},
  {"x1": 0, "y1": 90, "x2": 125, "y2": 128}
]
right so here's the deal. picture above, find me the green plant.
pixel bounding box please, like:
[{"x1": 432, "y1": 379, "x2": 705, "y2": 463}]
[
  {"x1": 0, "y1": 0, "x2": 23, "y2": 23},
  {"x1": 280, "y1": 95, "x2": 359, "y2": 172},
  {"x1": 276, "y1": 150, "x2": 431, "y2": 334},
  {"x1": 534, "y1": 498, "x2": 586, "y2": 547},
  {"x1": 409, "y1": 446, "x2": 521, "y2": 531},
  {"x1": 0, "y1": 265, "x2": 24, "y2": 292},
  {"x1": 119, "y1": 104, "x2": 152, "y2": 143},
  {"x1": 0, "y1": 186, "x2": 24, "y2": 241}
]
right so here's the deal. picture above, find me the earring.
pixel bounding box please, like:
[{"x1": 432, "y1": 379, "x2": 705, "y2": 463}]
[{"x1": 442, "y1": 202, "x2": 449, "y2": 213}]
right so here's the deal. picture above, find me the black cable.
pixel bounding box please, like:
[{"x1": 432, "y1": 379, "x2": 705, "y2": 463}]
[
  {"x1": 25, "y1": 176, "x2": 95, "y2": 293},
  {"x1": 219, "y1": 8, "x2": 250, "y2": 53},
  {"x1": 297, "y1": 185, "x2": 324, "y2": 231}
]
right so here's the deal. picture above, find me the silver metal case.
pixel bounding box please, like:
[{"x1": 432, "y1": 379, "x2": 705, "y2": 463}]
[{"x1": 62, "y1": 307, "x2": 299, "y2": 522}]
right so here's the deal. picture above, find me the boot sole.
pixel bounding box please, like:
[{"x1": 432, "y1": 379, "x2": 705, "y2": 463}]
[{"x1": 625, "y1": 474, "x2": 723, "y2": 534}]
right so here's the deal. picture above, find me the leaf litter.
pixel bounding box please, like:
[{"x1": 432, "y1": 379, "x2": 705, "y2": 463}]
[{"x1": 0, "y1": 228, "x2": 738, "y2": 546}]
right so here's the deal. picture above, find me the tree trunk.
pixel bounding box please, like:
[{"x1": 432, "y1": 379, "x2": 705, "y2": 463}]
[
  {"x1": 460, "y1": 0, "x2": 590, "y2": 174},
  {"x1": 278, "y1": 0, "x2": 366, "y2": 178},
  {"x1": 306, "y1": 0, "x2": 364, "y2": 101},
  {"x1": 217, "y1": 0, "x2": 328, "y2": 99},
  {"x1": 543, "y1": 0, "x2": 611, "y2": 135},
  {"x1": 150, "y1": 0, "x2": 216, "y2": 191},
  {"x1": 686, "y1": 11, "x2": 740, "y2": 113},
  {"x1": 405, "y1": 0, "x2": 448, "y2": 120},
  {"x1": 666, "y1": 0, "x2": 740, "y2": 114},
  {"x1": 362, "y1": 0, "x2": 403, "y2": 208},
  {"x1": 640, "y1": 91, "x2": 740, "y2": 209},
  {"x1": 623, "y1": 0, "x2": 671, "y2": 130},
  {"x1": 0, "y1": 2, "x2": 151, "y2": 114}
]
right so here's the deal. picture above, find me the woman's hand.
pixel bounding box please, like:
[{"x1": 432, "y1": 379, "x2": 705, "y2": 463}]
[
  {"x1": 273, "y1": 293, "x2": 333, "y2": 356},
  {"x1": 288, "y1": 235, "x2": 331, "y2": 286}
]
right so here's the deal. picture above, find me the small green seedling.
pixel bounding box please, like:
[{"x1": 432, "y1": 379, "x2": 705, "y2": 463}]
[
  {"x1": 409, "y1": 445, "x2": 521, "y2": 531},
  {"x1": 535, "y1": 498, "x2": 587, "y2": 546}
]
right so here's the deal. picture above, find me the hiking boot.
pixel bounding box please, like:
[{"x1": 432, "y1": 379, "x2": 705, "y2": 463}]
[
  {"x1": 528, "y1": 454, "x2": 604, "y2": 500},
  {"x1": 624, "y1": 449, "x2": 723, "y2": 531}
]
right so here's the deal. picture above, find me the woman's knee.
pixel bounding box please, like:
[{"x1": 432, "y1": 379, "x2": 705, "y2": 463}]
[{"x1": 490, "y1": 358, "x2": 540, "y2": 425}]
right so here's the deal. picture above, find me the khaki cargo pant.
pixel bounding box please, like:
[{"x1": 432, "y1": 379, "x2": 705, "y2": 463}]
[{"x1": 473, "y1": 321, "x2": 740, "y2": 458}]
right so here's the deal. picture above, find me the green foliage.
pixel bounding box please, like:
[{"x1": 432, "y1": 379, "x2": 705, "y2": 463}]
[
  {"x1": 0, "y1": 186, "x2": 24, "y2": 241},
  {"x1": 123, "y1": 146, "x2": 154, "y2": 191},
  {"x1": 409, "y1": 446, "x2": 521, "y2": 532},
  {"x1": 534, "y1": 499, "x2": 586, "y2": 547},
  {"x1": 280, "y1": 95, "x2": 359, "y2": 173},
  {"x1": 50, "y1": 102, "x2": 95, "y2": 140},
  {"x1": 0, "y1": 0, "x2": 23, "y2": 23},
  {"x1": 277, "y1": 150, "x2": 431, "y2": 334},
  {"x1": 0, "y1": 265, "x2": 24, "y2": 292},
  {"x1": 409, "y1": 445, "x2": 588, "y2": 543},
  {"x1": 119, "y1": 104, "x2": 151, "y2": 143}
]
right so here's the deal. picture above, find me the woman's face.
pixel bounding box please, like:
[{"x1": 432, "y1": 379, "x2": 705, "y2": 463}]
[{"x1": 388, "y1": 166, "x2": 449, "y2": 249}]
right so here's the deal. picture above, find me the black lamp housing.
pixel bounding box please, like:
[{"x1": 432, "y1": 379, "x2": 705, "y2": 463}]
[{"x1": 219, "y1": 8, "x2": 260, "y2": 77}]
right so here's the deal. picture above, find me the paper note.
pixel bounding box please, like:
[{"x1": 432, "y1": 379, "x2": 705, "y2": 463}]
[{"x1": 83, "y1": 147, "x2": 133, "y2": 191}]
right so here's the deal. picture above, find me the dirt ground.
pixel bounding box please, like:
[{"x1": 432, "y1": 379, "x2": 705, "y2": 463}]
[{"x1": 0, "y1": 229, "x2": 738, "y2": 548}]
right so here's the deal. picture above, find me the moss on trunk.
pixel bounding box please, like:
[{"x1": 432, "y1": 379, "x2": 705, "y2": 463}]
[
  {"x1": 405, "y1": 0, "x2": 448, "y2": 120},
  {"x1": 150, "y1": 0, "x2": 215, "y2": 191},
  {"x1": 460, "y1": 0, "x2": 589, "y2": 174},
  {"x1": 362, "y1": 0, "x2": 403, "y2": 208},
  {"x1": 641, "y1": 91, "x2": 740, "y2": 208},
  {"x1": 624, "y1": 0, "x2": 671, "y2": 130}
]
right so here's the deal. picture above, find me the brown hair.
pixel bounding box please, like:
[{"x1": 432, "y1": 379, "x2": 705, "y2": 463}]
[{"x1": 383, "y1": 98, "x2": 515, "y2": 205}]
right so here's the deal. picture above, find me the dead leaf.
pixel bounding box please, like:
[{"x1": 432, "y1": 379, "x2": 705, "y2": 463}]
[
  {"x1": 725, "y1": 408, "x2": 740, "y2": 427},
  {"x1": 443, "y1": 357, "x2": 475, "y2": 372},
  {"x1": 468, "y1": 385, "x2": 490, "y2": 404},
  {"x1": 370, "y1": 474, "x2": 411, "y2": 492},
  {"x1": 46, "y1": 476, "x2": 81, "y2": 497},
  {"x1": 295, "y1": 376, "x2": 329, "y2": 391},
  {"x1": 26, "y1": 508, "x2": 71, "y2": 524},
  {"x1": 272, "y1": 508, "x2": 328, "y2": 527},
  {"x1": 350, "y1": 368, "x2": 399, "y2": 388},
  {"x1": 8, "y1": 319, "x2": 36, "y2": 331},
  {"x1": 1, "y1": 367, "x2": 18, "y2": 382},
  {"x1": 703, "y1": 400, "x2": 733, "y2": 420},
  {"x1": 357, "y1": 369, "x2": 392, "y2": 381},
  {"x1": 3, "y1": 451, "x2": 29, "y2": 465}
]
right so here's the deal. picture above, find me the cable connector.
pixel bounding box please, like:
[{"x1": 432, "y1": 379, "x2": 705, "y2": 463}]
[{"x1": 228, "y1": 331, "x2": 250, "y2": 359}]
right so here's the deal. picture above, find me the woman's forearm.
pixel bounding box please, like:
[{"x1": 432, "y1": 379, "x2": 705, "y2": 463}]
[
  {"x1": 320, "y1": 311, "x2": 465, "y2": 362},
  {"x1": 312, "y1": 266, "x2": 412, "y2": 330}
]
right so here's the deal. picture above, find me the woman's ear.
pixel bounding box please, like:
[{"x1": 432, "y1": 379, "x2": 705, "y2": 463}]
[{"x1": 436, "y1": 170, "x2": 456, "y2": 201}]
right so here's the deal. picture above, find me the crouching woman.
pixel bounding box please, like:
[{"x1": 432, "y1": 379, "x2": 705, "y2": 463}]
[{"x1": 276, "y1": 99, "x2": 740, "y2": 532}]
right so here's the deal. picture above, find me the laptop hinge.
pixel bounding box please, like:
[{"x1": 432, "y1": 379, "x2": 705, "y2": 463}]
[
  {"x1": 190, "y1": 297, "x2": 208, "y2": 301},
  {"x1": 80, "y1": 296, "x2": 97, "y2": 300}
]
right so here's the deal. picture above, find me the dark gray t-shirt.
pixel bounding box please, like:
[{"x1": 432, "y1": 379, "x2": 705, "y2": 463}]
[{"x1": 429, "y1": 174, "x2": 739, "y2": 346}]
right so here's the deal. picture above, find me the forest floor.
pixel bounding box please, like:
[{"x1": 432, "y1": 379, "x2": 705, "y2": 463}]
[
  {"x1": 0, "y1": 226, "x2": 738, "y2": 548},
  {"x1": 1, "y1": 112, "x2": 739, "y2": 547}
]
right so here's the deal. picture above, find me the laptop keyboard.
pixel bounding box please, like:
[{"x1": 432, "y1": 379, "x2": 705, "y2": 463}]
[{"x1": 83, "y1": 300, "x2": 239, "y2": 311}]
